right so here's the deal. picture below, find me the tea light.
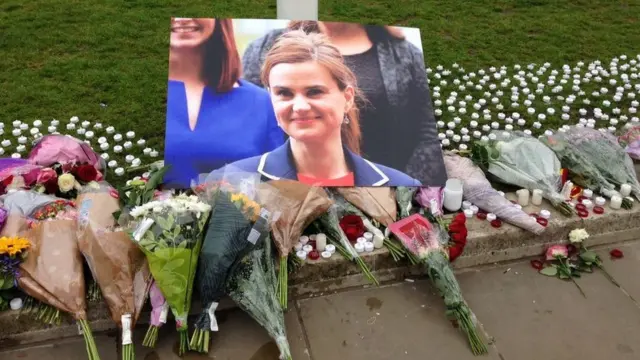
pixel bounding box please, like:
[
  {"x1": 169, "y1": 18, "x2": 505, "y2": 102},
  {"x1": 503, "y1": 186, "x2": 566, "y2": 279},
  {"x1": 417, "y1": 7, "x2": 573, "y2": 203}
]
[
  {"x1": 373, "y1": 233, "x2": 384, "y2": 249},
  {"x1": 582, "y1": 199, "x2": 594, "y2": 209},
  {"x1": 125, "y1": 155, "x2": 135, "y2": 163},
  {"x1": 16, "y1": 144, "x2": 26, "y2": 153},
  {"x1": 531, "y1": 189, "x2": 543, "y2": 205},
  {"x1": 539, "y1": 209, "x2": 551, "y2": 219},
  {"x1": 126, "y1": 131, "x2": 135, "y2": 139},
  {"x1": 464, "y1": 209, "x2": 473, "y2": 218},
  {"x1": 137, "y1": 139, "x2": 146, "y2": 146},
  {"x1": 0, "y1": 148, "x2": 4, "y2": 155},
  {"x1": 70, "y1": 116, "x2": 79, "y2": 123},
  {"x1": 299, "y1": 236, "x2": 309, "y2": 245},
  {"x1": 11, "y1": 153, "x2": 21, "y2": 159},
  {"x1": 462, "y1": 201, "x2": 472, "y2": 209},
  {"x1": 12, "y1": 120, "x2": 21, "y2": 127},
  {"x1": 582, "y1": 189, "x2": 593, "y2": 198},
  {"x1": 77, "y1": 128, "x2": 86, "y2": 135},
  {"x1": 296, "y1": 250, "x2": 307, "y2": 260},
  {"x1": 114, "y1": 134, "x2": 123, "y2": 142},
  {"x1": 114, "y1": 145, "x2": 123, "y2": 153},
  {"x1": 302, "y1": 244, "x2": 313, "y2": 253},
  {"x1": 12, "y1": 129, "x2": 21, "y2": 136},
  {"x1": 620, "y1": 183, "x2": 632, "y2": 197},
  {"x1": 93, "y1": 123, "x2": 103, "y2": 129},
  {"x1": 354, "y1": 243, "x2": 365, "y2": 253},
  {"x1": 143, "y1": 148, "x2": 152, "y2": 155},
  {"x1": 150, "y1": 150, "x2": 159, "y2": 157},
  {"x1": 66, "y1": 123, "x2": 76, "y2": 130},
  {"x1": 595, "y1": 197, "x2": 606, "y2": 206},
  {"x1": 486, "y1": 213, "x2": 497, "y2": 222},
  {"x1": 48, "y1": 126, "x2": 56, "y2": 133},
  {"x1": 81, "y1": 121, "x2": 90, "y2": 128},
  {"x1": 17, "y1": 136, "x2": 27, "y2": 144},
  {"x1": 2, "y1": 140, "x2": 11, "y2": 147},
  {"x1": 108, "y1": 160, "x2": 117, "y2": 168},
  {"x1": 516, "y1": 189, "x2": 530, "y2": 206},
  {"x1": 106, "y1": 126, "x2": 115, "y2": 134},
  {"x1": 51, "y1": 119, "x2": 59, "y2": 126},
  {"x1": 470, "y1": 205, "x2": 479, "y2": 214},
  {"x1": 115, "y1": 167, "x2": 125, "y2": 176},
  {"x1": 321, "y1": 251, "x2": 332, "y2": 259},
  {"x1": 316, "y1": 233, "x2": 327, "y2": 252},
  {"x1": 356, "y1": 237, "x2": 367, "y2": 245},
  {"x1": 364, "y1": 242, "x2": 374, "y2": 252},
  {"x1": 10, "y1": 298, "x2": 23, "y2": 311},
  {"x1": 98, "y1": 136, "x2": 107, "y2": 144},
  {"x1": 19, "y1": 124, "x2": 28, "y2": 131},
  {"x1": 101, "y1": 153, "x2": 109, "y2": 160},
  {"x1": 294, "y1": 242, "x2": 303, "y2": 251},
  {"x1": 123, "y1": 141, "x2": 133, "y2": 149},
  {"x1": 132, "y1": 158, "x2": 142, "y2": 167},
  {"x1": 325, "y1": 244, "x2": 336, "y2": 254},
  {"x1": 363, "y1": 232, "x2": 374, "y2": 242}
]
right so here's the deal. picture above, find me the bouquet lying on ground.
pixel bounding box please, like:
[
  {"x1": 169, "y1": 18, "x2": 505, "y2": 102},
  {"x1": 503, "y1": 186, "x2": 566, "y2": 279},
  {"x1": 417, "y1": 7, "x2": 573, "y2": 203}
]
[
  {"x1": 256, "y1": 179, "x2": 333, "y2": 308},
  {"x1": 190, "y1": 171, "x2": 271, "y2": 353},
  {"x1": 77, "y1": 182, "x2": 153, "y2": 360},
  {"x1": 389, "y1": 214, "x2": 487, "y2": 355},
  {"x1": 0, "y1": 234, "x2": 31, "y2": 310},
  {"x1": 127, "y1": 193, "x2": 211, "y2": 356},
  {"x1": 471, "y1": 131, "x2": 574, "y2": 216},
  {"x1": 11, "y1": 191, "x2": 102, "y2": 360},
  {"x1": 541, "y1": 126, "x2": 640, "y2": 206},
  {"x1": 226, "y1": 228, "x2": 292, "y2": 360},
  {"x1": 618, "y1": 125, "x2": 640, "y2": 160},
  {"x1": 443, "y1": 152, "x2": 546, "y2": 234}
]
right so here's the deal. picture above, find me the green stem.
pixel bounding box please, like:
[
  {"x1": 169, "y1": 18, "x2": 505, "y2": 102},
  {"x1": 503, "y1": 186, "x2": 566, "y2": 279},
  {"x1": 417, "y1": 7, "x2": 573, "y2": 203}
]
[
  {"x1": 142, "y1": 325, "x2": 159, "y2": 348},
  {"x1": 560, "y1": 258, "x2": 586, "y2": 298},
  {"x1": 279, "y1": 257, "x2": 288, "y2": 309},
  {"x1": 178, "y1": 329, "x2": 188, "y2": 356},
  {"x1": 80, "y1": 319, "x2": 101, "y2": 360}
]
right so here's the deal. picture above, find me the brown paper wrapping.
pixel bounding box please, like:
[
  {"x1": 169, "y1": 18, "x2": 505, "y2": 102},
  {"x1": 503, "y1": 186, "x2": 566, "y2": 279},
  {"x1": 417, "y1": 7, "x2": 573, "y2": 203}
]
[
  {"x1": 76, "y1": 192, "x2": 152, "y2": 326},
  {"x1": 18, "y1": 219, "x2": 87, "y2": 320},
  {"x1": 256, "y1": 180, "x2": 332, "y2": 256},
  {"x1": 336, "y1": 187, "x2": 397, "y2": 227},
  {"x1": 0, "y1": 213, "x2": 29, "y2": 237}
]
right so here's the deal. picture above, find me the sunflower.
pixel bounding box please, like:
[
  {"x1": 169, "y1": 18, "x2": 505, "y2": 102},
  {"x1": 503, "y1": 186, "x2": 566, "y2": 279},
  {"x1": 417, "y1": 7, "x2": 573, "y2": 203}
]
[{"x1": 0, "y1": 236, "x2": 31, "y2": 256}]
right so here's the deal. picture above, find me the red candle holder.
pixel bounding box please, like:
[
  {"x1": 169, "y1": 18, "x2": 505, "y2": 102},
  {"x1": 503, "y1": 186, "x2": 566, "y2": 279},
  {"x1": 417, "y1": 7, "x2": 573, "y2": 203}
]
[
  {"x1": 578, "y1": 196, "x2": 588, "y2": 203},
  {"x1": 529, "y1": 212, "x2": 539, "y2": 218},
  {"x1": 593, "y1": 206, "x2": 604, "y2": 214},
  {"x1": 490, "y1": 219, "x2": 502, "y2": 228},
  {"x1": 477, "y1": 212, "x2": 487, "y2": 220},
  {"x1": 536, "y1": 218, "x2": 548, "y2": 226},
  {"x1": 308, "y1": 250, "x2": 320, "y2": 260},
  {"x1": 577, "y1": 209, "x2": 589, "y2": 218},
  {"x1": 575, "y1": 203, "x2": 587, "y2": 212}
]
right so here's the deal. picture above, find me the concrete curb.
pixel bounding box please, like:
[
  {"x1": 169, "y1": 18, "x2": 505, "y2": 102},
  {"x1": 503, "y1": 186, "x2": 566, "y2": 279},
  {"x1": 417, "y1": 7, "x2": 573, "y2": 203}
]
[{"x1": 2, "y1": 191, "x2": 640, "y2": 347}]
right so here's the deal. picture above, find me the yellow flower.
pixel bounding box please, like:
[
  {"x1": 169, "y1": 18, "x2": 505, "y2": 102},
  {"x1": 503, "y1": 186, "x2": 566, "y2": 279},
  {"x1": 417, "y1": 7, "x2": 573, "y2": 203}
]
[{"x1": 0, "y1": 236, "x2": 30, "y2": 255}]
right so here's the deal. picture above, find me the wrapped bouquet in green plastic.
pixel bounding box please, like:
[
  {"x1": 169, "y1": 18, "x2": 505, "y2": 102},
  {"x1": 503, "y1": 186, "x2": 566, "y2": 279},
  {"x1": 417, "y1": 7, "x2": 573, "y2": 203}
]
[{"x1": 127, "y1": 193, "x2": 212, "y2": 356}]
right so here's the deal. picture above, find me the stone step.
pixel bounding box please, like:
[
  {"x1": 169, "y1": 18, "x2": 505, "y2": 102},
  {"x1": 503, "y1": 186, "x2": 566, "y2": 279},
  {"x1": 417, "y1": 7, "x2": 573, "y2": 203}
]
[{"x1": 2, "y1": 191, "x2": 640, "y2": 347}]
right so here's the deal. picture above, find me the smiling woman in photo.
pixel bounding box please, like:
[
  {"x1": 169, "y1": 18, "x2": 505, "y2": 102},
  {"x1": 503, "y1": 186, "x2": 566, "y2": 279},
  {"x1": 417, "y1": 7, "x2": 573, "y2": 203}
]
[
  {"x1": 209, "y1": 30, "x2": 421, "y2": 187},
  {"x1": 163, "y1": 18, "x2": 285, "y2": 189}
]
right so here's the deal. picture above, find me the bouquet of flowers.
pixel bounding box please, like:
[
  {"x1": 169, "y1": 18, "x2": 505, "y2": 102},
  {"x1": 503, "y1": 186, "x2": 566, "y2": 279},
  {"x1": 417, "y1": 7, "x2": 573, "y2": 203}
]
[
  {"x1": 443, "y1": 152, "x2": 546, "y2": 234},
  {"x1": 255, "y1": 179, "x2": 333, "y2": 308},
  {"x1": 471, "y1": 131, "x2": 574, "y2": 216},
  {"x1": 618, "y1": 125, "x2": 640, "y2": 160},
  {"x1": 0, "y1": 234, "x2": 31, "y2": 298},
  {"x1": 127, "y1": 193, "x2": 211, "y2": 356},
  {"x1": 76, "y1": 182, "x2": 153, "y2": 360},
  {"x1": 389, "y1": 214, "x2": 487, "y2": 355},
  {"x1": 541, "y1": 126, "x2": 640, "y2": 205},
  {"x1": 190, "y1": 171, "x2": 271, "y2": 353},
  {"x1": 226, "y1": 230, "x2": 292, "y2": 360}
]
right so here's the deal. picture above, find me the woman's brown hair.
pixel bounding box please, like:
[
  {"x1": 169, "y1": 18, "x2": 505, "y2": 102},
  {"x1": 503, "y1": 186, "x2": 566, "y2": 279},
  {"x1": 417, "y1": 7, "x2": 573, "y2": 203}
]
[
  {"x1": 202, "y1": 19, "x2": 241, "y2": 92},
  {"x1": 287, "y1": 21, "x2": 406, "y2": 41},
  {"x1": 260, "y1": 30, "x2": 363, "y2": 155}
]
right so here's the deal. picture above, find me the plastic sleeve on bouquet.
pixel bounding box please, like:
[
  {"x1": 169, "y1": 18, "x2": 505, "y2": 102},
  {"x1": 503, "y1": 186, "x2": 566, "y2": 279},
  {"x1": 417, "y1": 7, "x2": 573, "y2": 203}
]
[
  {"x1": 444, "y1": 152, "x2": 545, "y2": 235},
  {"x1": 334, "y1": 187, "x2": 397, "y2": 227}
]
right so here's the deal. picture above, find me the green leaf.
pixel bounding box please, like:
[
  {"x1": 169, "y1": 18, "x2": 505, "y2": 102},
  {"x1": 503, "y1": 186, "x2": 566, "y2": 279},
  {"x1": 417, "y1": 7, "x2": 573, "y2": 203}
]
[
  {"x1": 539, "y1": 267, "x2": 558, "y2": 277},
  {"x1": 146, "y1": 165, "x2": 171, "y2": 191},
  {"x1": 579, "y1": 251, "x2": 599, "y2": 264},
  {"x1": 0, "y1": 275, "x2": 15, "y2": 290},
  {"x1": 559, "y1": 273, "x2": 570, "y2": 279}
]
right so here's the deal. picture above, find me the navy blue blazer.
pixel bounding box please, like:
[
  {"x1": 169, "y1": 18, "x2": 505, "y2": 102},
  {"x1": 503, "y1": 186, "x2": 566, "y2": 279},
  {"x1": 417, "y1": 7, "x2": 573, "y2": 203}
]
[{"x1": 208, "y1": 139, "x2": 422, "y2": 186}]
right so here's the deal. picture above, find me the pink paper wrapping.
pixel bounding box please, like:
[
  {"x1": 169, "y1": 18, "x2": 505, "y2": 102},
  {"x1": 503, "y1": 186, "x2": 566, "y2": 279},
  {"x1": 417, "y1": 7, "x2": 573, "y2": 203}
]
[
  {"x1": 28, "y1": 134, "x2": 105, "y2": 172},
  {"x1": 443, "y1": 152, "x2": 545, "y2": 235}
]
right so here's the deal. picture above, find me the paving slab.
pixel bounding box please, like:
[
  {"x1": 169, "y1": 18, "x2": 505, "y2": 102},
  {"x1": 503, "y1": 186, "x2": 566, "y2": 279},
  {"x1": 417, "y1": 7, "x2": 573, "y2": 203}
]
[
  {"x1": 296, "y1": 282, "x2": 503, "y2": 360},
  {"x1": 132, "y1": 306, "x2": 310, "y2": 360},
  {"x1": 0, "y1": 333, "x2": 117, "y2": 359},
  {"x1": 595, "y1": 241, "x2": 640, "y2": 304},
  {"x1": 457, "y1": 260, "x2": 640, "y2": 360}
]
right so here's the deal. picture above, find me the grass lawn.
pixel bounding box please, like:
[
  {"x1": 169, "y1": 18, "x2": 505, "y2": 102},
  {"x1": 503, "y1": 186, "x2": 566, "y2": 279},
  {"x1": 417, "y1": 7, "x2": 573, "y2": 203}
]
[{"x1": 1, "y1": 0, "x2": 639, "y2": 173}]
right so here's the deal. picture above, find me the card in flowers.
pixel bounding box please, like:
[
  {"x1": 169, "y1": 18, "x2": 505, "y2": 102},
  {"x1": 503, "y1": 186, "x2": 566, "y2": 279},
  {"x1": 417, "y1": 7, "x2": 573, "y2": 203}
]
[{"x1": 127, "y1": 193, "x2": 211, "y2": 356}]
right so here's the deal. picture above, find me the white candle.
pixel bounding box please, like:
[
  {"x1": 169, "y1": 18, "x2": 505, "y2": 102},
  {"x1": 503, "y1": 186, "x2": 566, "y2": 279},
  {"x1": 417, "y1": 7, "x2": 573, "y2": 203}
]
[
  {"x1": 299, "y1": 236, "x2": 309, "y2": 245},
  {"x1": 463, "y1": 209, "x2": 473, "y2": 218},
  {"x1": 11, "y1": 153, "x2": 21, "y2": 159},
  {"x1": 16, "y1": 145, "x2": 26, "y2": 153},
  {"x1": 373, "y1": 233, "x2": 384, "y2": 249},
  {"x1": 94, "y1": 123, "x2": 103, "y2": 129},
  {"x1": 51, "y1": 119, "x2": 59, "y2": 126},
  {"x1": 70, "y1": 116, "x2": 79, "y2": 123},
  {"x1": 303, "y1": 244, "x2": 313, "y2": 253},
  {"x1": 137, "y1": 139, "x2": 146, "y2": 146},
  {"x1": 48, "y1": 126, "x2": 56, "y2": 133},
  {"x1": 443, "y1": 178, "x2": 464, "y2": 212},
  {"x1": 108, "y1": 160, "x2": 117, "y2": 168},
  {"x1": 66, "y1": 123, "x2": 75, "y2": 130},
  {"x1": 516, "y1": 189, "x2": 530, "y2": 206},
  {"x1": 326, "y1": 244, "x2": 336, "y2": 254},
  {"x1": 595, "y1": 197, "x2": 606, "y2": 206},
  {"x1": 9, "y1": 298, "x2": 23, "y2": 311},
  {"x1": 18, "y1": 136, "x2": 27, "y2": 144},
  {"x1": 294, "y1": 242, "x2": 303, "y2": 251},
  {"x1": 125, "y1": 155, "x2": 135, "y2": 163},
  {"x1": 354, "y1": 243, "x2": 365, "y2": 253},
  {"x1": 115, "y1": 167, "x2": 125, "y2": 176},
  {"x1": 462, "y1": 201, "x2": 472, "y2": 209},
  {"x1": 620, "y1": 184, "x2": 632, "y2": 197},
  {"x1": 582, "y1": 189, "x2": 593, "y2": 198},
  {"x1": 132, "y1": 158, "x2": 142, "y2": 167},
  {"x1": 150, "y1": 150, "x2": 159, "y2": 157},
  {"x1": 296, "y1": 250, "x2": 307, "y2": 260},
  {"x1": 106, "y1": 126, "x2": 115, "y2": 134},
  {"x1": 101, "y1": 153, "x2": 109, "y2": 160},
  {"x1": 126, "y1": 131, "x2": 135, "y2": 139},
  {"x1": 0, "y1": 148, "x2": 4, "y2": 155},
  {"x1": 539, "y1": 210, "x2": 551, "y2": 219},
  {"x1": 363, "y1": 232, "x2": 373, "y2": 242},
  {"x1": 470, "y1": 205, "x2": 479, "y2": 214},
  {"x1": 19, "y1": 124, "x2": 28, "y2": 130},
  {"x1": 124, "y1": 141, "x2": 133, "y2": 149},
  {"x1": 81, "y1": 121, "x2": 90, "y2": 128},
  {"x1": 356, "y1": 237, "x2": 367, "y2": 245},
  {"x1": 114, "y1": 134, "x2": 123, "y2": 142},
  {"x1": 321, "y1": 251, "x2": 332, "y2": 259},
  {"x1": 30, "y1": 128, "x2": 39, "y2": 135},
  {"x1": 486, "y1": 213, "x2": 497, "y2": 221},
  {"x1": 582, "y1": 199, "x2": 594, "y2": 209},
  {"x1": 316, "y1": 233, "x2": 327, "y2": 252},
  {"x1": 12, "y1": 120, "x2": 21, "y2": 127},
  {"x1": 364, "y1": 242, "x2": 374, "y2": 252},
  {"x1": 114, "y1": 145, "x2": 123, "y2": 153},
  {"x1": 532, "y1": 189, "x2": 543, "y2": 205},
  {"x1": 1, "y1": 140, "x2": 11, "y2": 147},
  {"x1": 100, "y1": 143, "x2": 109, "y2": 150},
  {"x1": 77, "y1": 128, "x2": 86, "y2": 135},
  {"x1": 143, "y1": 148, "x2": 152, "y2": 155},
  {"x1": 610, "y1": 195, "x2": 622, "y2": 210},
  {"x1": 12, "y1": 129, "x2": 21, "y2": 136}
]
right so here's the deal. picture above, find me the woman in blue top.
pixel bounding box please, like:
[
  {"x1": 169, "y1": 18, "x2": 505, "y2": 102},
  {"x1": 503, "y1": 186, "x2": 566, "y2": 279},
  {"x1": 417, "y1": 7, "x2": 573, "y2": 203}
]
[{"x1": 163, "y1": 18, "x2": 285, "y2": 188}]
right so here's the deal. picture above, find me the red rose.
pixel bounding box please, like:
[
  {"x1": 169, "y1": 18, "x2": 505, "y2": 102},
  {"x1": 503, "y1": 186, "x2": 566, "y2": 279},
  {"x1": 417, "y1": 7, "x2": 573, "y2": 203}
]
[
  {"x1": 450, "y1": 231, "x2": 467, "y2": 245},
  {"x1": 448, "y1": 245, "x2": 464, "y2": 262},
  {"x1": 610, "y1": 249, "x2": 624, "y2": 259},
  {"x1": 530, "y1": 259, "x2": 544, "y2": 270},
  {"x1": 37, "y1": 168, "x2": 57, "y2": 184},
  {"x1": 339, "y1": 215, "x2": 365, "y2": 243},
  {"x1": 74, "y1": 164, "x2": 98, "y2": 182},
  {"x1": 23, "y1": 167, "x2": 41, "y2": 187},
  {"x1": 453, "y1": 212, "x2": 466, "y2": 225},
  {"x1": 0, "y1": 175, "x2": 13, "y2": 194}
]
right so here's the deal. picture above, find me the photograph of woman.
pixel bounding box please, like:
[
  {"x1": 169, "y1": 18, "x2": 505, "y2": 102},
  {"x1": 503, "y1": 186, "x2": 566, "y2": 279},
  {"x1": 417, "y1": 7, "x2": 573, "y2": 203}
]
[
  {"x1": 241, "y1": 21, "x2": 447, "y2": 187},
  {"x1": 163, "y1": 18, "x2": 285, "y2": 189},
  {"x1": 208, "y1": 30, "x2": 421, "y2": 187}
]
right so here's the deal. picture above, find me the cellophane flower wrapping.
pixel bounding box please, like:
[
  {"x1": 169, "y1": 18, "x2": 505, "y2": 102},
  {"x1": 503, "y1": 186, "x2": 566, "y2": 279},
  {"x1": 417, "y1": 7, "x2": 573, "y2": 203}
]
[
  {"x1": 127, "y1": 193, "x2": 211, "y2": 356},
  {"x1": 15, "y1": 195, "x2": 102, "y2": 360},
  {"x1": 255, "y1": 179, "x2": 333, "y2": 308},
  {"x1": 28, "y1": 134, "x2": 105, "y2": 173},
  {"x1": 415, "y1": 186, "x2": 445, "y2": 217},
  {"x1": 76, "y1": 182, "x2": 153, "y2": 360},
  {"x1": 471, "y1": 131, "x2": 573, "y2": 216},
  {"x1": 226, "y1": 231, "x2": 292, "y2": 360},
  {"x1": 334, "y1": 187, "x2": 397, "y2": 227},
  {"x1": 443, "y1": 152, "x2": 545, "y2": 234},
  {"x1": 0, "y1": 162, "x2": 43, "y2": 194},
  {"x1": 389, "y1": 214, "x2": 487, "y2": 355},
  {"x1": 189, "y1": 170, "x2": 272, "y2": 353},
  {"x1": 541, "y1": 126, "x2": 640, "y2": 201},
  {"x1": 618, "y1": 125, "x2": 640, "y2": 160}
]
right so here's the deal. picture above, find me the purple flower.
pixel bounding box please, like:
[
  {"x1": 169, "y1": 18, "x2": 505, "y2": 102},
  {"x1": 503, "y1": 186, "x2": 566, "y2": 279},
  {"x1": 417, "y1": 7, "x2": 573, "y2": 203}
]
[{"x1": 0, "y1": 207, "x2": 7, "y2": 231}]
